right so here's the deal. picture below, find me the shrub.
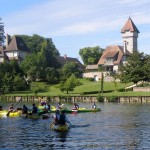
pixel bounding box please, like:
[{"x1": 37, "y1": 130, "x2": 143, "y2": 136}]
[
  {"x1": 86, "y1": 78, "x2": 94, "y2": 81},
  {"x1": 96, "y1": 94, "x2": 104, "y2": 102},
  {"x1": 117, "y1": 88, "x2": 125, "y2": 92},
  {"x1": 107, "y1": 96, "x2": 118, "y2": 102}
]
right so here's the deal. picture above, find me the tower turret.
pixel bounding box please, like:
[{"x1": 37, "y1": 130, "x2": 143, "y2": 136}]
[{"x1": 121, "y1": 17, "x2": 139, "y2": 53}]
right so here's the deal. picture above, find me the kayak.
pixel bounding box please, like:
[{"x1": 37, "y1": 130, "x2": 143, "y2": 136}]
[
  {"x1": 50, "y1": 122, "x2": 70, "y2": 132},
  {"x1": 21, "y1": 113, "x2": 40, "y2": 119},
  {"x1": 27, "y1": 113, "x2": 40, "y2": 119},
  {"x1": 63, "y1": 108, "x2": 101, "y2": 113},
  {"x1": 0, "y1": 110, "x2": 22, "y2": 117},
  {"x1": 38, "y1": 105, "x2": 56, "y2": 114}
]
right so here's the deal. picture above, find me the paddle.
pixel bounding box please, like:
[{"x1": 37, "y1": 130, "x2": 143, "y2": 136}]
[{"x1": 6, "y1": 98, "x2": 22, "y2": 117}]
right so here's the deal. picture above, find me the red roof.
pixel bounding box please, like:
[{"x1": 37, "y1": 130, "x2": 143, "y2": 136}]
[
  {"x1": 98, "y1": 45, "x2": 124, "y2": 65},
  {"x1": 121, "y1": 17, "x2": 139, "y2": 33}
]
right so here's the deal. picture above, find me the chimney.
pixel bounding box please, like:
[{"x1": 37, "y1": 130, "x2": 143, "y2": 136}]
[
  {"x1": 64, "y1": 54, "x2": 67, "y2": 60},
  {"x1": 6, "y1": 34, "x2": 11, "y2": 48},
  {"x1": 123, "y1": 41, "x2": 127, "y2": 54}
]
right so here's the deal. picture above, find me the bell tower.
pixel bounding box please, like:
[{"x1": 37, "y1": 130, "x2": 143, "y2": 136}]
[{"x1": 121, "y1": 17, "x2": 140, "y2": 54}]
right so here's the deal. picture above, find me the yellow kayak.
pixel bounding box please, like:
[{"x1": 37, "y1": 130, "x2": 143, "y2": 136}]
[
  {"x1": 50, "y1": 122, "x2": 70, "y2": 132},
  {"x1": 0, "y1": 110, "x2": 22, "y2": 117}
]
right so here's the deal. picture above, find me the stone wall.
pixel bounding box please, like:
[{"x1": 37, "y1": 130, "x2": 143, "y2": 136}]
[{"x1": 133, "y1": 87, "x2": 150, "y2": 92}]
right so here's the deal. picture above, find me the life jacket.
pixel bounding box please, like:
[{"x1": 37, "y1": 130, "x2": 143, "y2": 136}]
[
  {"x1": 58, "y1": 114, "x2": 66, "y2": 125},
  {"x1": 32, "y1": 106, "x2": 38, "y2": 113},
  {"x1": 22, "y1": 106, "x2": 28, "y2": 114},
  {"x1": 55, "y1": 114, "x2": 60, "y2": 122}
]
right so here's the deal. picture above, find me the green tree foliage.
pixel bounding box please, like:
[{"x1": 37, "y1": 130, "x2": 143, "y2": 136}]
[
  {"x1": 13, "y1": 75, "x2": 27, "y2": 91},
  {"x1": 60, "y1": 62, "x2": 81, "y2": 81},
  {"x1": 45, "y1": 67, "x2": 59, "y2": 84},
  {"x1": 79, "y1": 46, "x2": 104, "y2": 65},
  {"x1": 60, "y1": 74, "x2": 82, "y2": 94},
  {"x1": 30, "y1": 82, "x2": 47, "y2": 95},
  {"x1": 0, "y1": 18, "x2": 5, "y2": 46},
  {"x1": 20, "y1": 35, "x2": 60, "y2": 83},
  {"x1": 0, "y1": 61, "x2": 27, "y2": 93},
  {"x1": 18, "y1": 34, "x2": 60, "y2": 55},
  {"x1": 119, "y1": 51, "x2": 150, "y2": 84}
]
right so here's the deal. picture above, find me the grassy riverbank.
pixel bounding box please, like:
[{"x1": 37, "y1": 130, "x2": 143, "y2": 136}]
[{"x1": 3, "y1": 79, "x2": 150, "y2": 97}]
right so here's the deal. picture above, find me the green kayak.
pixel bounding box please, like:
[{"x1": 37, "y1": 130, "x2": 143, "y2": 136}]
[{"x1": 63, "y1": 108, "x2": 101, "y2": 113}]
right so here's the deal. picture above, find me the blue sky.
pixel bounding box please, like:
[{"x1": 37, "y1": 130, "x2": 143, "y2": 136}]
[{"x1": 1, "y1": 0, "x2": 150, "y2": 62}]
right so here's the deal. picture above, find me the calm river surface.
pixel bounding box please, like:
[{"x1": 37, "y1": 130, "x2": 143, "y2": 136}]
[{"x1": 0, "y1": 102, "x2": 150, "y2": 150}]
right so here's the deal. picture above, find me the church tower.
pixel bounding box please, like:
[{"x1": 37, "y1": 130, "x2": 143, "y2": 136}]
[{"x1": 121, "y1": 17, "x2": 140, "y2": 54}]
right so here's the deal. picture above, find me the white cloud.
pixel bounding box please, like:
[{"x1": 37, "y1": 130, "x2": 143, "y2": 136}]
[
  {"x1": 2, "y1": 0, "x2": 150, "y2": 56},
  {"x1": 4, "y1": 0, "x2": 150, "y2": 37}
]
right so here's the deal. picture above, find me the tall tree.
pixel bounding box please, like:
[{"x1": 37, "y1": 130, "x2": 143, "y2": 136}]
[
  {"x1": 0, "y1": 18, "x2": 5, "y2": 46},
  {"x1": 119, "y1": 51, "x2": 150, "y2": 84},
  {"x1": 79, "y1": 46, "x2": 104, "y2": 65},
  {"x1": 60, "y1": 61, "x2": 81, "y2": 81},
  {"x1": 60, "y1": 74, "x2": 81, "y2": 94}
]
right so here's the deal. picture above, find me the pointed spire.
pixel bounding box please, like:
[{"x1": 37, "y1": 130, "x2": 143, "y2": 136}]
[{"x1": 121, "y1": 17, "x2": 140, "y2": 33}]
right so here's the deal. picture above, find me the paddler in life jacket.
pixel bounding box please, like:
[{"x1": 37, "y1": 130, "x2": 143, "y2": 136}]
[
  {"x1": 0, "y1": 106, "x2": 2, "y2": 111},
  {"x1": 31, "y1": 103, "x2": 38, "y2": 114},
  {"x1": 91, "y1": 102, "x2": 97, "y2": 109},
  {"x1": 72, "y1": 103, "x2": 79, "y2": 110},
  {"x1": 6, "y1": 103, "x2": 15, "y2": 116},
  {"x1": 53, "y1": 110, "x2": 60, "y2": 125},
  {"x1": 57, "y1": 110, "x2": 70, "y2": 125},
  {"x1": 22, "y1": 105, "x2": 29, "y2": 118},
  {"x1": 22, "y1": 105, "x2": 28, "y2": 114},
  {"x1": 56, "y1": 102, "x2": 63, "y2": 110},
  {"x1": 8, "y1": 103, "x2": 15, "y2": 112}
]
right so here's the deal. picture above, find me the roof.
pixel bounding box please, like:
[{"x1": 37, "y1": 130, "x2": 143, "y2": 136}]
[
  {"x1": 86, "y1": 64, "x2": 98, "y2": 70},
  {"x1": 121, "y1": 17, "x2": 140, "y2": 33},
  {"x1": 4, "y1": 36, "x2": 30, "y2": 52},
  {"x1": 56, "y1": 55, "x2": 85, "y2": 70},
  {"x1": 98, "y1": 45, "x2": 124, "y2": 65}
]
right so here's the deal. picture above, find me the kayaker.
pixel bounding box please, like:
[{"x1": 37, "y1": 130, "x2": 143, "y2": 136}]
[
  {"x1": 57, "y1": 110, "x2": 70, "y2": 125},
  {"x1": 0, "y1": 106, "x2": 2, "y2": 111},
  {"x1": 56, "y1": 102, "x2": 63, "y2": 110},
  {"x1": 6, "y1": 103, "x2": 15, "y2": 116},
  {"x1": 32, "y1": 103, "x2": 38, "y2": 114},
  {"x1": 40, "y1": 100, "x2": 46, "y2": 106},
  {"x1": 22, "y1": 105, "x2": 28, "y2": 114},
  {"x1": 91, "y1": 102, "x2": 97, "y2": 109},
  {"x1": 53, "y1": 110, "x2": 60, "y2": 125},
  {"x1": 8, "y1": 103, "x2": 15, "y2": 112},
  {"x1": 72, "y1": 103, "x2": 79, "y2": 110}
]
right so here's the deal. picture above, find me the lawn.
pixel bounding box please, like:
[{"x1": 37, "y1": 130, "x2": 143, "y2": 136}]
[{"x1": 4, "y1": 79, "x2": 150, "y2": 97}]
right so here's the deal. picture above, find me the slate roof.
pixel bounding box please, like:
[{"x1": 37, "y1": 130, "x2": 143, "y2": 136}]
[
  {"x1": 56, "y1": 55, "x2": 85, "y2": 71},
  {"x1": 4, "y1": 36, "x2": 30, "y2": 52},
  {"x1": 121, "y1": 17, "x2": 140, "y2": 33},
  {"x1": 98, "y1": 45, "x2": 124, "y2": 65}
]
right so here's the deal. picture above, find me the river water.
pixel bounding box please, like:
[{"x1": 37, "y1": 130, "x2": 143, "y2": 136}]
[{"x1": 0, "y1": 102, "x2": 150, "y2": 150}]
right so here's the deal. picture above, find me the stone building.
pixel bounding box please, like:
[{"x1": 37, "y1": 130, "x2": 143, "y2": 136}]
[{"x1": 83, "y1": 17, "x2": 140, "y2": 81}]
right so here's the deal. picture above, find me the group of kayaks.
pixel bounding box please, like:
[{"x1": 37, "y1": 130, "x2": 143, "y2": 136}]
[{"x1": 0, "y1": 105, "x2": 101, "y2": 132}]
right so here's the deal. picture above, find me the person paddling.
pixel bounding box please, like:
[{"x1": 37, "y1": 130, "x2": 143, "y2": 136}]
[
  {"x1": 58, "y1": 110, "x2": 71, "y2": 125},
  {"x1": 91, "y1": 102, "x2": 97, "y2": 109},
  {"x1": 31, "y1": 103, "x2": 38, "y2": 114},
  {"x1": 0, "y1": 106, "x2": 2, "y2": 111},
  {"x1": 54, "y1": 110, "x2": 70, "y2": 125},
  {"x1": 6, "y1": 103, "x2": 15, "y2": 116},
  {"x1": 72, "y1": 103, "x2": 79, "y2": 110},
  {"x1": 22, "y1": 105, "x2": 28, "y2": 117},
  {"x1": 56, "y1": 102, "x2": 63, "y2": 110}
]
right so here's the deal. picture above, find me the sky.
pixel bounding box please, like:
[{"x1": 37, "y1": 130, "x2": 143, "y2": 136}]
[{"x1": 1, "y1": 0, "x2": 150, "y2": 62}]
